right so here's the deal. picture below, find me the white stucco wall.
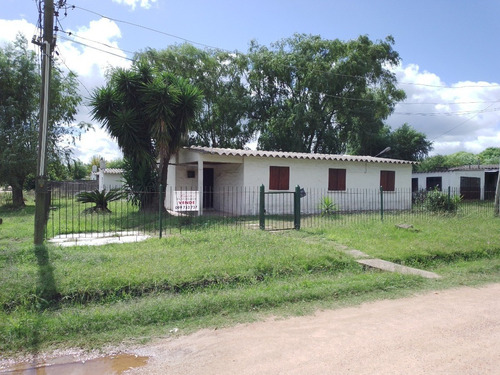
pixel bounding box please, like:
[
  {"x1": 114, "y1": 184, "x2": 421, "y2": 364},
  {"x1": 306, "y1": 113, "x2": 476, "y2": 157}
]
[
  {"x1": 412, "y1": 170, "x2": 485, "y2": 199},
  {"x1": 241, "y1": 157, "x2": 412, "y2": 214},
  {"x1": 166, "y1": 150, "x2": 413, "y2": 215},
  {"x1": 98, "y1": 170, "x2": 124, "y2": 191}
]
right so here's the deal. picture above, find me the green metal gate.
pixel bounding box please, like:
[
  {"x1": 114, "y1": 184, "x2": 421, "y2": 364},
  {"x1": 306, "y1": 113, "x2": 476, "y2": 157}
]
[{"x1": 259, "y1": 185, "x2": 301, "y2": 231}]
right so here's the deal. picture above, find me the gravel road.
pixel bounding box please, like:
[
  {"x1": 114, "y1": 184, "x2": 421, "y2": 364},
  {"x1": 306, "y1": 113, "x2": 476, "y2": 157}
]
[{"x1": 129, "y1": 283, "x2": 500, "y2": 375}]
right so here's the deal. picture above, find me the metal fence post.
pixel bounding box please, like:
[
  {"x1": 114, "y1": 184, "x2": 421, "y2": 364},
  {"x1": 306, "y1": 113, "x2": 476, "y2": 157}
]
[
  {"x1": 294, "y1": 185, "x2": 301, "y2": 230},
  {"x1": 380, "y1": 186, "x2": 384, "y2": 222},
  {"x1": 259, "y1": 184, "x2": 265, "y2": 230},
  {"x1": 159, "y1": 184, "x2": 163, "y2": 239},
  {"x1": 447, "y1": 186, "x2": 451, "y2": 211}
]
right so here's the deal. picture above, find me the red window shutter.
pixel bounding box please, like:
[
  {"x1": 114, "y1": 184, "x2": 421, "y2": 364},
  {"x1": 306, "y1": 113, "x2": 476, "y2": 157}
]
[
  {"x1": 380, "y1": 171, "x2": 395, "y2": 191},
  {"x1": 269, "y1": 166, "x2": 290, "y2": 190},
  {"x1": 280, "y1": 166, "x2": 289, "y2": 190},
  {"x1": 270, "y1": 166, "x2": 280, "y2": 190},
  {"x1": 328, "y1": 169, "x2": 346, "y2": 191}
]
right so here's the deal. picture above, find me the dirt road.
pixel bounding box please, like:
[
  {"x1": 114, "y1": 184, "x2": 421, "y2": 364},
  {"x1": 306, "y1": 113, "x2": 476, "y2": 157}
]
[{"x1": 129, "y1": 283, "x2": 500, "y2": 375}]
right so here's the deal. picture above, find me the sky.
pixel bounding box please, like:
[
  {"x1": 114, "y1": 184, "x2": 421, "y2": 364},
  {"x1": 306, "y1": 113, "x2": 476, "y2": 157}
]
[{"x1": 2, "y1": 0, "x2": 500, "y2": 163}]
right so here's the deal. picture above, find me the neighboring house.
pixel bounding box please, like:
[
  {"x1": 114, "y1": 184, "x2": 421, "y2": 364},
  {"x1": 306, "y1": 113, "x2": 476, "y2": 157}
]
[
  {"x1": 97, "y1": 168, "x2": 125, "y2": 191},
  {"x1": 165, "y1": 146, "x2": 415, "y2": 215},
  {"x1": 90, "y1": 160, "x2": 125, "y2": 191},
  {"x1": 412, "y1": 164, "x2": 499, "y2": 200}
]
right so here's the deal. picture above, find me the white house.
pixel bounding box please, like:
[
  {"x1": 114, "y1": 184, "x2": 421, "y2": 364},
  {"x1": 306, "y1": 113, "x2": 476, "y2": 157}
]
[
  {"x1": 90, "y1": 160, "x2": 125, "y2": 191},
  {"x1": 412, "y1": 164, "x2": 499, "y2": 200},
  {"x1": 97, "y1": 168, "x2": 125, "y2": 191},
  {"x1": 165, "y1": 146, "x2": 415, "y2": 216}
]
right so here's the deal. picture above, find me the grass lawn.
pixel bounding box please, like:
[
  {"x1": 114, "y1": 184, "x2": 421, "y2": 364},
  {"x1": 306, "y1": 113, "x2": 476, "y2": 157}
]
[{"x1": 1, "y1": 199, "x2": 499, "y2": 356}]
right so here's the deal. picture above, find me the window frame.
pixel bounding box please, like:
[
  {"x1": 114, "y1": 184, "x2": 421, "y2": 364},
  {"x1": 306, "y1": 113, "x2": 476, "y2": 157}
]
[
  {"x1": 380, "y1": 170, "x2": 396, "y2": 192},
  {"x1": 328, "y1": 168, "x2": 347, "y2": 191},
  {"x1": 269, "y1": 166, "x2": 290, "y2": 190}
]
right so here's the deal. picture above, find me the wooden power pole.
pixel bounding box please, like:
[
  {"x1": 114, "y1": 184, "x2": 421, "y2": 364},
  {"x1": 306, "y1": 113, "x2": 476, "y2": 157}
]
[{"x1": 34, "y1": 0, "x2": 54, "y2": 245}]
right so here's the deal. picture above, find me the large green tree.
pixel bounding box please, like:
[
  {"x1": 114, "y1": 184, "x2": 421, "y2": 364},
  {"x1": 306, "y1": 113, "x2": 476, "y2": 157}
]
[
  {"x1": 386, "y1": 123, "x2": 432, "y2": 161},
  {"x1": 478, "y1": 147, "x2": 500, "y2": 165},
  {"x1": 0, "y1": 35, "x2": 82, "y2": 207},
  {"x1": 247, "y1": 34, "x2": 406, "y2": 153},
  {"x1": 416, "y1": 151, "x2": 479, "y2": 172},
  {"x1": 138, "y1": 45, "x2": 253, "y2": 149},
  {"x1": 90, "y1": 61, "x2": 202, "y2": 209}
]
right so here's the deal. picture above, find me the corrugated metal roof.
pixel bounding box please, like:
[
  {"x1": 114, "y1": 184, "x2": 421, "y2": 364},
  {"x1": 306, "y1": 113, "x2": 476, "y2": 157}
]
[
  {"x1": 186, "y1": 146, "x2": 415, "y2": 165},
  {"x1": 448, "y1": 164, "x2": 499, "y2": 171},
  {"x1": 100, "y1": 168, "x2": 124, "y2": 174}
]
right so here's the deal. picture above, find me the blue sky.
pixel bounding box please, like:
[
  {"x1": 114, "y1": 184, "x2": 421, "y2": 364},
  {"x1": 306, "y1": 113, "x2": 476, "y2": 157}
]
[{"x1": 2, "y1": 0, "x2": 499, "y2": 162}]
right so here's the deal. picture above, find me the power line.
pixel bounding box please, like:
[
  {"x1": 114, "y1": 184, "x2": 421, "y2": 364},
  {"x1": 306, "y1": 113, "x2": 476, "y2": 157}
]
[
  {"x1": 64, "y1": 3, "x2": 500, "y2": 90},
  {"x1": 58, "y1": 34, "x2": 134, "y2": 62},
  {"x1": 430, "y1": 102, "x2": 498, "y2": 142},
  {"x1": 67, "y1": 4, "x2": 224, "y2": 51},
  {"x1": 54, "y1": 47, "x2": 92, "y2": 98}
]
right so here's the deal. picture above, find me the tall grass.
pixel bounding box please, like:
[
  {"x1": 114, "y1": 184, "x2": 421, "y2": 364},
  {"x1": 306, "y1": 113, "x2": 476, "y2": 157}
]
[{"x1": 1, "y1": 198, "x2": 499, "y2": 354}]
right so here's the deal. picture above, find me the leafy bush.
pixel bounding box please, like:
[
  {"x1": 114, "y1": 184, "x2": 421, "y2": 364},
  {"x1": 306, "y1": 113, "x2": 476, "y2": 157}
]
[
  {"x1": 76, "y1": 189, "x2": 125, "y2": 213},
  {"x1": 423, "y1": 188, "x2": 461, "y2": 212},
  {"x1": 318, "y1": 196, "x2": 337, "y2": 216}
]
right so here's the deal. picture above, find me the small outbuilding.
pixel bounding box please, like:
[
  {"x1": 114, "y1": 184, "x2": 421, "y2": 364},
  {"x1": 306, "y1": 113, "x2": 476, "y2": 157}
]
[
  {"x1": 90, "y1": 160, "x2": 125, "y2": 191},
  {"x1": 165, "y1": 146, "x2": 415, "y2": 216},
  {"x1": 412, "y1": 164, "x2": 499, "y2": 200}
]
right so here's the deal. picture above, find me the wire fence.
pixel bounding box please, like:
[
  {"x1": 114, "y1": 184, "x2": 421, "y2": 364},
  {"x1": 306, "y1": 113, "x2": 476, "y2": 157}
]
[{"x1": 42, "y1": 184, "x2": 498, "y2": 240}]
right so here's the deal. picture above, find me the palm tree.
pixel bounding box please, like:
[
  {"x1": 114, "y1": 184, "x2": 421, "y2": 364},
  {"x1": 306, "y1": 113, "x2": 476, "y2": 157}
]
[
  {"x1": 143, "y1": 72, "x2": 202, "y2": 189},
  {"x1": 90, "y1": 61, "x2": 202, "y2": 210}
]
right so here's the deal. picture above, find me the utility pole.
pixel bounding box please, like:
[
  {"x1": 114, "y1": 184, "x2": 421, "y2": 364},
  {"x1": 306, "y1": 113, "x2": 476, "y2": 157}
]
[{"x1": 34, "y1": 0, "x2": 55, "y2": 245}]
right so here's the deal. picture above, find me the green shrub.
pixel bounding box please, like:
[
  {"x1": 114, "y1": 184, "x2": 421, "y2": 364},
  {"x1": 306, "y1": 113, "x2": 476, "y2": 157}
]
[
  {"x1": 424, "y1": 188, "x2": 461, "y2": 212},
  {"x1": 318, "y1": 196, "x2": 338, "y2": 216}
]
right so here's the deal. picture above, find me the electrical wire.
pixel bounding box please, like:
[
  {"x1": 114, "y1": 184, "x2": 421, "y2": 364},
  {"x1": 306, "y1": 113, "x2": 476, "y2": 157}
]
[
  {"x1": 58, "y1": 34, "x2": 134, "y2": 62},
  {"x1": 430, "y1": 102, "x2": 498, "y2": 142},
  {"x1": 54, "y1": 47, "x2": 92, "y2": 98},
  {"x1": 52, "y1": 29, "x2": 500, "y2": 110},
  {"x1": 66, "y1": 4, "x2": 223, "y2": 51},
  {"x1": 64, "y1": 3, "x2": 500, "y2": 90}
]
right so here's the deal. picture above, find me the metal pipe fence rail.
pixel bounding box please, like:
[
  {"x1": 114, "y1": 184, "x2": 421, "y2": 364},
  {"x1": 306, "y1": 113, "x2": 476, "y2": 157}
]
[{"x1": 43, "y1": 185, "x2": 497, "y2": 240}]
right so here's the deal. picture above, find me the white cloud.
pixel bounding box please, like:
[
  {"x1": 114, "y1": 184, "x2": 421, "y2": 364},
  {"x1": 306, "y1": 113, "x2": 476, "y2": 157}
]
[
  {"x1": 0, "y1": 19, "x2": 38, "y2": 49},
  {"x1": 112, "y1": 0, "x2": 158, "y2": 10},
  {"x1": 388, "y1": 63, "x2": 500, "y2": 156},
  {"x1": 72, "y1": 127, "x2": 123, "y2": 163},
  {"x1": 0, "y1": 17, "x2": 126, "y2": 163},
  {"x1": 57, "y1": 18, "x2": 131, "y2": 78}
]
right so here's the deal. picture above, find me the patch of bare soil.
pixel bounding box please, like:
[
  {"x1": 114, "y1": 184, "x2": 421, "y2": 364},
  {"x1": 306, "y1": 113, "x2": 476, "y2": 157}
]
[{"x1": 128, "y1": 283, "x2": 500, "y2": 375}]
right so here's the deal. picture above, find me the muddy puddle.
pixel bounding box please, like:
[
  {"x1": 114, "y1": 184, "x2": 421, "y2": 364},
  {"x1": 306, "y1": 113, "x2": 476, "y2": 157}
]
[{"x1": 0, "y1": 354, "x2": 148, "y2": 375}]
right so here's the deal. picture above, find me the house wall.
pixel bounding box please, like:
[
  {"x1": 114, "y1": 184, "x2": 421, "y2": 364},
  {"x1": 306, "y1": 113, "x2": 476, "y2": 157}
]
[
  {"x1": 166, "y1": 150, "x2": 413, "y2": 214},
  {"x1": 165, "y1": 152, "x2": 246, "y2": 213},
  {"x1": 412, "y1": 170, "x2": 485, "y2": 199},
  {"x1": 99, "y1": 172, "x2": 124, "y2": 191},
  {"x1": 240, "y1": 157, "x2": 412, "y2": 214}
]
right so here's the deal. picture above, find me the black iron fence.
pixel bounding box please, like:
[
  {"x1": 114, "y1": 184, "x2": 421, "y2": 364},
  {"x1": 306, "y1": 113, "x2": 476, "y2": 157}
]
[{"x1": 44, "y1": 184, "x2": 497, "y2": 240}]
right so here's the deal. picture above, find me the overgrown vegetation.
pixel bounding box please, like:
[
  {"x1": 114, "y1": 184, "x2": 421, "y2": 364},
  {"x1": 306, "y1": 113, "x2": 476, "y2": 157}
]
[
  {"x1": 1, "y1": 199, "x2": 499, "y2": 356},
  {"x1": 423, "y1": 188, "x2": 462, "y2": 212}
]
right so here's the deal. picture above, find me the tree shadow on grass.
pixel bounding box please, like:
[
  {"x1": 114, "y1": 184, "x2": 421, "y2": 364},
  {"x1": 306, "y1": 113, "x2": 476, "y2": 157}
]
[{"x1": 26, "y1": 244, "x2": 59, "y2": 355}]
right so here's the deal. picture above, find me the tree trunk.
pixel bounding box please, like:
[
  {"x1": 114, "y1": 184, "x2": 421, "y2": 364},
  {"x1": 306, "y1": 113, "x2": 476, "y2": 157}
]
[
  {"x1": 11, "y1": 185, "x2": 25, "y2": 208},
  {"x1": 150, "y1": 153, "x2": 171, "y2": 213}
]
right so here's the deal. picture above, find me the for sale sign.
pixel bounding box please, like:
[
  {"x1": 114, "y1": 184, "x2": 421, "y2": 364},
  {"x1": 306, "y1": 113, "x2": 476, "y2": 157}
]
[{"x1": 174, "y1": 191, "x2": 199, "y2": 211}]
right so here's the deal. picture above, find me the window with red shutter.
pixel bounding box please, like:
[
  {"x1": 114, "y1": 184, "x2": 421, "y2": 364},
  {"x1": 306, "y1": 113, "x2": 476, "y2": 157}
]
[
  {"x1": 380, "y1": 170, "x2": 395, "y2": 191},
  {"x1": 269, "y1": 166, "x2": 290, "y2": 190},
  {"x1": 328, "y1": 168, "x2": 346, "y2": 191}
]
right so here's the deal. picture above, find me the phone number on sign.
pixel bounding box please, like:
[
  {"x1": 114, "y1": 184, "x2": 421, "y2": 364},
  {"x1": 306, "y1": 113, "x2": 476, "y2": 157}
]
[{"x1": 174, "y1": 205, "x2": 198, "y2": 211}]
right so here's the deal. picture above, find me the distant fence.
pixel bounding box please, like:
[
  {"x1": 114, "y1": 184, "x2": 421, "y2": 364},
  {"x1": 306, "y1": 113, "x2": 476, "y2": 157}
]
[
  {"x1": 44, "y1": 185, "x2": 497, "y2": 239},
  {"x1": 50, "y1": 180, "x2": 98, "y2": 198}
]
